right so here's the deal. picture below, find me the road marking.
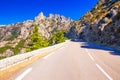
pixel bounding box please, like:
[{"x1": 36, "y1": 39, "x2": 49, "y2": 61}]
[
  {"x1": 43, "y1": 52, "x2": 55, "y2": 59},
  {"x1": 85, "y1": 49, "x2": 95, "y2": 61},
  {"x1": 15, "y1": 68, "x2": 32, "y2": 80},
  {"x1": 96, "y1": 64, "x2": 113, "y2": 80}
]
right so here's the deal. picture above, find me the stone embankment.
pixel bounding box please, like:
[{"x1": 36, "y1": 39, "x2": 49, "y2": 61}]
[{"x1": 0, "y1": 41, "x2": 69, "y2": 71}]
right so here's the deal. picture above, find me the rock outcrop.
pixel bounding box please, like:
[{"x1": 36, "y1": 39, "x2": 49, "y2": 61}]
[
  {"x1": 70, "y1": 0, "x2": 120, "y2": 50},
  {"x1": 0, "y1": 13, "x2": 72, "y2": 57}
]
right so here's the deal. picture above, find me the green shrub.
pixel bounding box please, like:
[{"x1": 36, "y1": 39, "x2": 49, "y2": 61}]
[
  {"x1": 0, "y1": 46, "x2": 12, "y2": 54},
  {"x1": 27, "y1": 24, "x2": 49, "y2": 51},
  {"x1": 0, "y1": 56, "x2": 6, "y2": 60},
  {"x1": 50, "y1": 31, "x2": 67, "y2": 44},
  {"x1": 26, "y1": 48, "x2": 31, "y2": 52},
  {"x1": 13, "y1": 40, "x2": 25, "y2": 55}
]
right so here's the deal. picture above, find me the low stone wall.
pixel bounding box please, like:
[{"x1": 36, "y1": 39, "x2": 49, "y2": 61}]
[{"x1": 0, "y1": 42, "x2": 66, "y2": 71}]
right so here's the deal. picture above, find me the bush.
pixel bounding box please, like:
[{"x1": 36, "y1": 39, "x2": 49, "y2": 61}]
[
  {"x1": 0, "y1": 46, "x2": 12, "y2": 54},
  {"x1": 50, "y1": 31, "x2": 67, "y2": 45},
  {"x1": 26, "y1": 48, "x2": 31, "y2": 52},
  {"x1": 26, "y1": 24, "x2": 49, "y2": 52},
  {"x1": 0, "y1": 56, "x2": 6, "y2": 60},
  {"x1": 13, "y1": 40, "x2": 25, "y2": 55}
]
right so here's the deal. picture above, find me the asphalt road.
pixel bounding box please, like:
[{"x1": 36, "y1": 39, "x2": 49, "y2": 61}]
[{"x1": 12, "y1": 41, "x2": 120, "y2": 80}]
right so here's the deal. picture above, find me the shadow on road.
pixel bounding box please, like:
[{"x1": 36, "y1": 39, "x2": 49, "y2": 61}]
[{"x1": 80, "y1": 42, "x2": 120, "y2": 56}]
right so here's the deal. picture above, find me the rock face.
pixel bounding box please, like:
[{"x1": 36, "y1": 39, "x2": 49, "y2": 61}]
[
  {"x1": 0, "y1": 13, "x2": 72, "y2": 57},
  {"x1": 69, "y1": 0, "x2": 120, "y2": 50},
  {"x1": 0, "y1": 21, "x2": 33, "y2": 42},
  {"x1": 34, "y1": 13, "x2": 71, "y2": 38},
  {"x1": 98, "y1": 0, "x2": 117, "y2": 4},
  {"x1": 0, "y1": 13, "x2": 71, "y2": 42}
]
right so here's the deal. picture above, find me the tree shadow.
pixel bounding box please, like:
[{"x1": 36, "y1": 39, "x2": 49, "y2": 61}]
[{"x1": 80, "y1": 42, "x2": 120, "y2": 56}]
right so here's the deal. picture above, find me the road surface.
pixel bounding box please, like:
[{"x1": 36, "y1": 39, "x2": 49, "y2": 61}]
[{"x1": 11, "y1": 41, "x2": 120, "y2": 80}]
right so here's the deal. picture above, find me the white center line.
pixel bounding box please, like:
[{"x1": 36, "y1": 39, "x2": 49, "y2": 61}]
[
  {"x1": 15, "y1": 68, "x2": 32, "y2": 80},
  {"x1": 96, "y1": 64, "x2": 113, "y2": 80},
  {"x1": 43, "y1": 52, "x2": 55, "y2": 59},
  {"x1": 85, "y1": 49, "x2": 95, "y2": 61}
]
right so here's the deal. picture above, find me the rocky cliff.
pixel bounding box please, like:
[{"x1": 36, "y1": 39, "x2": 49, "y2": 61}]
[
  {"x1": 0, "y1": 12, "x2": 71, "y2": 58},
  {"x1": 0, "y1": 12, "x2": 71, "y2": 42},
  {"x1": 70, "y1": 0, "x2": 120, "y2": 50}
]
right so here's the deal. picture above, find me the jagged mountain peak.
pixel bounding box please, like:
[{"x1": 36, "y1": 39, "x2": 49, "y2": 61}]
[
  {"x1": 0, "y1": 12, "x2": 73, "y2": 58},
  {"x1": 35, "y1": 12, "x2": 46, "y2": 22},
  {"x1": 0, "y1": 12, "x2": 72, "y2": 47}
]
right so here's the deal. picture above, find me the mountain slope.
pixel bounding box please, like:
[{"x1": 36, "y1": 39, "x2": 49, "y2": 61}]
[
  {"x1": 70, "y1": 0, "x2": 120, "y2": 50},
  {"x1": 0, "y1": 13, "x2": 71, "y2": 58}
]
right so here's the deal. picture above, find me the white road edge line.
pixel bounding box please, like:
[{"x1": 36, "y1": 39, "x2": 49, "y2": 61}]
[
  {"x1": 96, "y1": 64, "x2": 113, "y2": 80},
  {"x1": 15, "y1": 68, "x2": 32, "y2": 80},
  {"x1": 43, "y1": 52, "x2": 55, "y2": 59},
  {"x1": 85, "y1": 49, "x2": 95, "y2": 61}
]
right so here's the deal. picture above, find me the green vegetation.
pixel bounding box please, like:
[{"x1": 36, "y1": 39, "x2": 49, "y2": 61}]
[
  {"x1": 13, "y1": 40, "x2": 25, "y2": 55},
  {"x1": 0, "y1": 40, "x2": 25, "y2": 59},
  {"x1": 50, "y1": 31, "x2": 67, "y2": 44},
  {"x1": 26, "y1": 24, "x2": 49, "y2": 52},
  {"x1": 0, "y1": 56, "x2": 6, "y2": 60},
  {"x1": 0, "y1": 24, "x2": 67, "y2": 60},
  {"x1": 0, "y1": 46, "x2": 12, "y2": 54},
  {"x1": 26, "y1": 25, "x2": 67, "y2": 52},
  {"x1": 0, "y1": 40, "x2": 25, "y2": 55},
  {"x1": 51, "y1": 28, "x2": 58, "y2": 34}
]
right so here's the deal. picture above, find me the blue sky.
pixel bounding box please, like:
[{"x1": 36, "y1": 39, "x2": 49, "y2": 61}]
[{"x1": 0, "y1": 0, "x2": 97, "y2": 25}]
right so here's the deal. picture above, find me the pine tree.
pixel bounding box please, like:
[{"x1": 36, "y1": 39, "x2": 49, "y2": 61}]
[
  {"x1": 26, "y1": 24, "x2": 49, "y2": 52},
  {"x1": 50, "y1": 31, "x2": 67, "y2": 45}
]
